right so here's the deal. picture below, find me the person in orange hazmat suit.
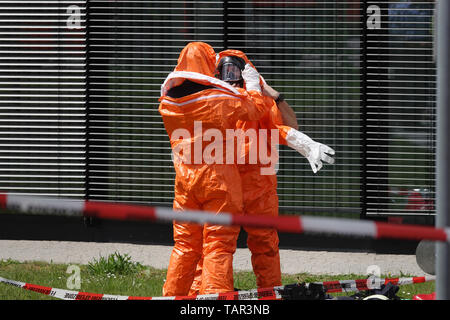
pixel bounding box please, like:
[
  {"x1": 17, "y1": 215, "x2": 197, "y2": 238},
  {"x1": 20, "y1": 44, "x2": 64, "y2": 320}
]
[
  {"x1": 188, "y1": 49, "x2": 335, "y2": 295},
  {"x1": 158, "y1": 42, "x2": 271, "y2": 296}
]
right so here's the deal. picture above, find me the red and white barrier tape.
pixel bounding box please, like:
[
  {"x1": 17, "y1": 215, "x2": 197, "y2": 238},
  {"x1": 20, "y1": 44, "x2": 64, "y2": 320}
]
[
  {"x1": 1, "y1": 192, "x2": 450, "y2": 242},
  {"x1": 0, "y1": 275, "x2": 435, "y2": 300},
  {"x1": 318, "y1": 275, "x2": 435, "y2": 293}
]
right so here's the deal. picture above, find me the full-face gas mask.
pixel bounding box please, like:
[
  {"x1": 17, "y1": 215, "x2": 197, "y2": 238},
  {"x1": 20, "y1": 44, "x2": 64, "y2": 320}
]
[{"x1": 217, "y1": 56, "x2": 246, "y2": 87}]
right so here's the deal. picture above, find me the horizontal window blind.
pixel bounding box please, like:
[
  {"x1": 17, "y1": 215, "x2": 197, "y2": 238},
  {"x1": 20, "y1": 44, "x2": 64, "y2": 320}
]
[
  {"x1": 0, "y1": 1, "x2": 437, "y2": 218},
  {"x1": 227, "y1": 1, "x2": 363, "y2": 217},
  {"x1": 87, "y1": 1, "x2": 225, "y2": 205},
  {"x1": 365, "y1": 0, "x2": 435, "y2": 216},
  {"x1": 0, "y1": 0, "x2": 87, "y2": 198}
]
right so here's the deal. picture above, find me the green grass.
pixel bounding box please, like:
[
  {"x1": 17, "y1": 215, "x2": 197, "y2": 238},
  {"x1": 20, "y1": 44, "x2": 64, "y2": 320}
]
[
  {"x1": 87, "y1": 252, "x2": 145, "y2": 276},
  {"x1": 0, "y1": 255, "x2": 435, "y2": 300}
]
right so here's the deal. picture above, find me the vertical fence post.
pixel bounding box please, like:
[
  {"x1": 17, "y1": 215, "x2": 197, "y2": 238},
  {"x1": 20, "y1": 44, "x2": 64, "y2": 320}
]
[
  {"x1": 436, "y1": 0, "x2": 450, "y2": 300},
  {"x1": 223, "y1": 0, "x2": 228, "y2": 50},
  {"x1": 84, "y1": 0, "x2": 92, "y2": 201},
  {"x1": 362, "y1": 2, "x2": 390, "y2": 218},
  {"x1": 360, "y1": 0, "x2": 368, "y2": 220}
]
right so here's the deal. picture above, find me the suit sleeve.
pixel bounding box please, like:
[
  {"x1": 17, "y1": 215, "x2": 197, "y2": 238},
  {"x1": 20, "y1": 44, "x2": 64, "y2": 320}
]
[{"x1": 226, "y1": 89, "x2": 270, "y2": 122}]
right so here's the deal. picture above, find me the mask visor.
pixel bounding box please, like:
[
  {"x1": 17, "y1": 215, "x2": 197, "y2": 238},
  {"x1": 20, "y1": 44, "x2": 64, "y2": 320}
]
[{"x1": 220, "y1": 63, "x2": 242, "y2": 82}]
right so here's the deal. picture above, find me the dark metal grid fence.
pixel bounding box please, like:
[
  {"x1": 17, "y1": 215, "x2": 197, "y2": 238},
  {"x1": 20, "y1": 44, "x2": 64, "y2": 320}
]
[
  {"x1": 0, "y1": 0, "x2": 437, "y2": 218},
  {"x1": 0, "y1": 0, "x2": 87, "y2": 198}
]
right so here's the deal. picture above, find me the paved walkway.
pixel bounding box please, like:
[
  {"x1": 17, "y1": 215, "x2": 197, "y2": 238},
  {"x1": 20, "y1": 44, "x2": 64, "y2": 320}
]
[{"x1": 0, "y1": 240, "x2": 429, "y2": 276}]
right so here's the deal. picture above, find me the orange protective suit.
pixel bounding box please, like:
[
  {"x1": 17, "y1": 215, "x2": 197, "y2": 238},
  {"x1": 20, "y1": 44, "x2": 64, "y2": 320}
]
[
  {"x1": 158, "y1": 42, "x2": 269, "y2": 296},
  {"x1": 189, "y1": 50, "x2": 290, "y2": 295}
]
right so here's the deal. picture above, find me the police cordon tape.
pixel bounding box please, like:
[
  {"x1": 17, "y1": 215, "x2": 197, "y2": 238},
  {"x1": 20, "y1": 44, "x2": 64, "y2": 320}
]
[
  {"x1": 1, "y1": 192, "x2": 450, "y2": 243},
  {"x1": 0, "y1": 275, "x2": 435, "y2": 300},
  {"x1": 0, "y1": 192, "x2": 437, "y2": 299},
  {"x1": 1, "y1": 192, "x2": 450, "y2": 242}
]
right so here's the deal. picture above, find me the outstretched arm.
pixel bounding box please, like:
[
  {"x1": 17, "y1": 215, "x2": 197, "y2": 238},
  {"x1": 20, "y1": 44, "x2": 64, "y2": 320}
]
[{"x1": 262, "y1": 82, "x2": 298, "y2": 130}]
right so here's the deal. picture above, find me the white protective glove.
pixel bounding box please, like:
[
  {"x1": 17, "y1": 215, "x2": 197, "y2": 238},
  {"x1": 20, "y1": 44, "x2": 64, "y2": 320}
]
[
  {"x1": 285, "y1": 128, "x2": 335, "y2": 174},
  {"x1": 241, "y1": 63, "x2": 261, "y2": 92}
]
